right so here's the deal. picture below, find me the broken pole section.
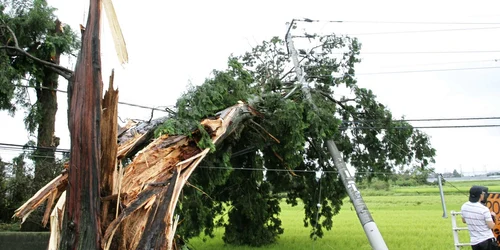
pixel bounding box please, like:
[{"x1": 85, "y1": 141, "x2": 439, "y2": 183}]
[
  {"x1": 60, "y1": 0, "x2": 103, "y2": 249},
  {"x1": 326, "y1": 141, "x2": 388, "y2": 250}
]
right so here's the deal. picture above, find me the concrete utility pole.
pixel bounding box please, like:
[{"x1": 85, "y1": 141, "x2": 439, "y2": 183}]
[
  {"x1": 285, "y1": 20, "x2": 389, "y2": 250},
  {"x1": 438, "y1": 174, "x2": 448, "y2": 218}
]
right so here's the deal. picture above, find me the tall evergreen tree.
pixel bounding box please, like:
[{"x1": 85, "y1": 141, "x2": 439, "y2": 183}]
[{"x1": 0, "y1": 0, "x2": 78, "y2": 190}]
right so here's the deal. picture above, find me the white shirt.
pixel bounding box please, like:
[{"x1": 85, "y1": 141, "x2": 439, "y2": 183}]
[{"x1": 461, "y1": 201, "x2": 494, "y2": 245}]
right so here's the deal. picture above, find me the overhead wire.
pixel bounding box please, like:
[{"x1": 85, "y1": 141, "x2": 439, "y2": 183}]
[
  {"x1": 8, "y1": 80, "x2": 500, "y2": 120},
  {"x1": 357, "y1": 66, "x2": 500, "y2": 76},
  {"x1": 303, "y1": 59, "x2": 500, "y2": 69},
  {"x1": 0, "y1": 144, "x2": 496, "y2": 178},
  {"x1": 294, "y1": 18, "x2": 500, "y2": 25},
  {"x1": 292, "y1": 18, "x2": 500, "y2": 38},
  {"x1": 346, "y1": 116, "x2": 500, "y2": 123},
  {"x1": 294, "y1": 26, "x2": 500, "y2": 37},
  {"x1": 294, "y1": 27, "x2": 500, "y2": 38},
  {"x1": 343, "y1": 124, "x2": 500, "y2": 129},
  {"x1": 196, "y1": 166, "x2": 500, "y2": 176},
  {"x1": 359, "y1": 67, "x2": 500, "y2": 75},
  {"x1": 11, "y1": 83, "x2": 171, "y2": 113},
  {"x1": 359, "y1": 51, "x2": 500, "y2": 55},
  {"x1": 0, "y1": 155, "x2": 495, "y2": 177},
  {"x1": 0, "y1": 142, "x2": 70, "y2": 153},
  {"x1": 306, "y1": 66, "x2": 500, "y2": 77},
  {"x1": 370, "y1": 59, "x2": 500, "y2": 69},
  {"x1": 0, "y1": 116, "x2": 498, "y2": 156},
  {"x1": 439, "y1": 174, "x2": 470, "y2": 197}
]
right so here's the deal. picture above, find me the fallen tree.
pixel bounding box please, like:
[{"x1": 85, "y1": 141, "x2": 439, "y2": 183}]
[
  {"x1": 13, "y1": 1, "x2": 437, "y2": 247},
  {"x1": 15, "y1": 95, "x2": 257, "y2": 249}
]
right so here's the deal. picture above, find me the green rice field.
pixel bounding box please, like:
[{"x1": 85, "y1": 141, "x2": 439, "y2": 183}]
[{"x1": 188, "y1": 181, "x2": 499, "y2": 250}]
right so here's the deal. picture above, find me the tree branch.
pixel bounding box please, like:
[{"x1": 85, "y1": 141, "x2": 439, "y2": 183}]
[
  {"x1": 279, "y1": 57, "x2": 307, "y2": 81},
  {"x1": 0, "y1": 24, "x2": 74, "y2": 80},
  {"x1": 249, "y1": 119, "x2": 280, "y2": 143},
  {"x1": 314, "y1": 89, "x2": 411, "y2": 157},
  {"x1": 314, "y1": 90, "x2": 354, "y2": 111}
]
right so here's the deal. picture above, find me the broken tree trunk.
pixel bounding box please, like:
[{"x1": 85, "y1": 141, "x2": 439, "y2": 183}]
[
  {"x1": 100, "y1": 70, "x2": 119, "y2": 231},
  {"x1": 103, "y1": 102, "x2": 254, "y2": 250},
  {"x1": 14, "y1": 101, "x2": 256, "y2": 250},
  {"x1": 61, "y1": 0, "x2": 103, "y2": 248}
]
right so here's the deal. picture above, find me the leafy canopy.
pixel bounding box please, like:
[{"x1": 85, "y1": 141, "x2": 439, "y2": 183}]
[
  {"x1": 0, "y1": 0, "x2": 78, "y2": 131},
  {"x1": 160, "y1": 33, "x2": 436, "y2": 246}
]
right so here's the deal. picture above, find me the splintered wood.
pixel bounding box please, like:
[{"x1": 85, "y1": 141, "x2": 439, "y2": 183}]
[
  {"x1": 13, "y1": 170, "x2": 68, "y2": 225},
  {"x1": 14, "y1": 99, "x2": 254, "y2": 250}
]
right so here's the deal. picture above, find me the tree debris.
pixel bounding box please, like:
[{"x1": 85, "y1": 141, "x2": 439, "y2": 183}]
[{"x1": 14, "y1": 99, "x2": 255, "y2": 250}]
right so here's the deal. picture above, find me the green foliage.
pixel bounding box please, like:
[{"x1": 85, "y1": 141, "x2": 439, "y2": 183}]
[
  {"x1": 370, "y1": 179, "x2": 391, "y2": 191},
  {"x1": 382, "y1": 166, "x2": 436, "y2": 187},
  {"x1": 0, "y1": 222, "x2": 20, "y2": 231},
  {"x1": 0, "y1": 154, "x2": 34, "y2": 224},
  {"x1": 155, "y1": 58, "x2": 254, "y2": 152},
  {"x1": 175, "y1": 58, "x2": 254, "y2": 121},
  {"x1": 0, "y1": 151, "x2": 63, "y2": 228},
  {"x1": 160, "y1": 33, "x2": 436, "y2": 247},
  {"x1": 0, "y1": 0, "x2": 79, "y2": 130},
  {"x1": 155, "y1": 118, "x2": 194, "y2": 137},
  {"x1": 222, "y1": 153, "x2": 283, "y2": 246},
  {"x1": 0, "y1": 1, "x2": 77, "y2": 206},
  {"x1": 0, "y1": 157, "x2": 9, "y2": 222}
]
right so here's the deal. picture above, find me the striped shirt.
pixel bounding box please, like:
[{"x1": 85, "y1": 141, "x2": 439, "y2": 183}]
[{"x1": 461, "y1": 201, "x2": 494, "y2": 245}]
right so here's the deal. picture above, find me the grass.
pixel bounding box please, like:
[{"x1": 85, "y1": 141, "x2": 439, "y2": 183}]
[{"x1": 188, "y1": 182, "x2": 493, "y2": 250}]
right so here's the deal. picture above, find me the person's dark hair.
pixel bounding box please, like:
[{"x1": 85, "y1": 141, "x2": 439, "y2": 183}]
[{"x1": 469, "y1": 185, "x2": 489, "y2": 204}]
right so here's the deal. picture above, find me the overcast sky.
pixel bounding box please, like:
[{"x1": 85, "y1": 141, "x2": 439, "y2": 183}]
[{"x1": 1, "y1": 0, "x2": 500, "y2": 175}]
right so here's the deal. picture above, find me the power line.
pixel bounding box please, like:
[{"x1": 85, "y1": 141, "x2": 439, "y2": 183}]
[
  {"x1": 116, "y1": 101, "x2": 169, "y2": 112},
  {"x1": 360, "y1": 51, "x2": 500, "y2": 55},
  {"x1": 374, "y1": 59, "x2": 500, "y2": 69},
  {"x1": 197, "y1": 166, "x2": 335, "y2": 174},
  {"x1": 0, "y1": 142, "x2": 70, "y2": 153},
  {"x1": 307, "y1": 66, "x2": 500, "y2": 78},
  {"x1": 304, "y1": 59, "x2": 500, "y2": 70},
  {"x1": 292, "y1": 27, "x2": 500, "y2": 38},
  {"x1": 347, "y1": 116, "x2": 500, "y2": 123},
  {"x1": 294, "y1": 18, "x2": 500, "y2": 25},
  {"x1": 198, "y1": 166, "x2": 465, "y2": 176},
  {"x1": 0, "y1": 157, "x2": 486, "y2": 177},
  {"x1": 356, "y1": 66, "x2": 500, "y2": 75},
  {"x1": 0, "y1": 117, "x2": 498, "y2": 153},
  {"x1": 351, "y1": 26, "x2": 500, "y2": 36},
  {"x1": 300, "y1": 49, "x2": 500, "y2": 57},
  {"x1": 439, "y1": 174, "x2": 469, "y2": 197},
  {"x1": 11, "y1": 83, "x2": 170, "y2": 113},
  {"x1": 343, "y1": 124, "x2": 500, "y2": 130},
  {"x1": 0, "y1": 147, "x2": 66, "y2": 153},
  {"x1": 1, "y1": 141, "x2": 496, "y2": 176},
  {"x1": 8, "y1": 83, "x2": 500, "y2": 120}
]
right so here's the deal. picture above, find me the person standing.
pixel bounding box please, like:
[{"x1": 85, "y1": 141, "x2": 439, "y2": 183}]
[{"x1": 461, "y1": 185, "x2": 498, "y2": 250}]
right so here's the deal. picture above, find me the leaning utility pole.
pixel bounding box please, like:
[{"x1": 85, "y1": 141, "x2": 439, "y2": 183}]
[{"x1": 285, "y1": 20, "x2": 389, "y2": 250}]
